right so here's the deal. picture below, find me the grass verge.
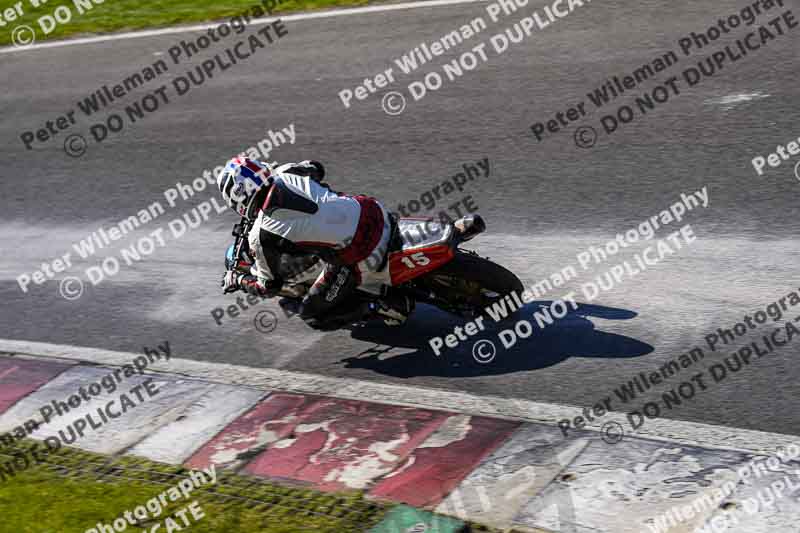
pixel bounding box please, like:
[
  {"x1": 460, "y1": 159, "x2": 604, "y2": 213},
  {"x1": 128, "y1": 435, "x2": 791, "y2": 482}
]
[
  {"x1": 0, "y1": 439, "x2": 391, "y2": 532},
  {"x1": 1, "y1": 0, "x2": 377, "y2": 46}
]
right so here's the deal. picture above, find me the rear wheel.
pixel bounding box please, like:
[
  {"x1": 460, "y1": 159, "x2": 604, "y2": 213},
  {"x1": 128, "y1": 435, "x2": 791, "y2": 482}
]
[{"x1": 420, "y1": 250, "x2": 524, "y2": 317}]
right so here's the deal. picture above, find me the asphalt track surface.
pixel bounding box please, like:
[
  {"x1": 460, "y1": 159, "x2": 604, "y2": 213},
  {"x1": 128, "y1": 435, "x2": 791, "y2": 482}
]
[{"x1": 1, "y1": 0, "x2": 799, "y2": 438}]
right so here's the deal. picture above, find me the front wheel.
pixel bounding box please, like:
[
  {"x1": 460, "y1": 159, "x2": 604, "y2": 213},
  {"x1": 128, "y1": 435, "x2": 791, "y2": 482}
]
[{"x1": 420, "y1": 250, "x2": 524, "y2": 317}]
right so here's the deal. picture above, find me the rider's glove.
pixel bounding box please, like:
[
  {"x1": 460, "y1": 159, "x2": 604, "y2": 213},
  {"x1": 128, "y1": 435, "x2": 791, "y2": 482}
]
[
  {"x1": 221, "y1": 270, "x2": 244, "y2": 294},
  {"x1": 223, "y1": 270, "x2": 284, "y2": 297}
]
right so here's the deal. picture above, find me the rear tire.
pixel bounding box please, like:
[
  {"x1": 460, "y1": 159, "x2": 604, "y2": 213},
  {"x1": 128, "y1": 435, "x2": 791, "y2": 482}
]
[{"x1": 425, "y1": 250, "x2": 524, "y2": 315}]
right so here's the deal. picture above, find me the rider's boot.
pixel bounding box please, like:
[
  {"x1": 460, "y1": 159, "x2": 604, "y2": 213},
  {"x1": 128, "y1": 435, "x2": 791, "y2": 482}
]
[{"x1": 304, "y1": 300, "x2": 371, "y2": 331}]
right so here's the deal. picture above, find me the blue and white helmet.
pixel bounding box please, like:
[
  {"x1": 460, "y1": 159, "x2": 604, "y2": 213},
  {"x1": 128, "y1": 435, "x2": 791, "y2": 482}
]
[{"x1": 216, "y1": 157, "x2": 274, "y2": 219}]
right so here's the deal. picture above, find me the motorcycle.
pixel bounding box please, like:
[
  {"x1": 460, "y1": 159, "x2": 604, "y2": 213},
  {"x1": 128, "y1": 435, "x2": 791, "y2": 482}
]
[{"x1": 224, "y1": 213, "x2": 524, "y2": 325}]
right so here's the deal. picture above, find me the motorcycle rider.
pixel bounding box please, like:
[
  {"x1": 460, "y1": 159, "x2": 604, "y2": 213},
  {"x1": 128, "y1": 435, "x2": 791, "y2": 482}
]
[{"x1": 218, "y1": 156, "x2": 412, "y2": 330}]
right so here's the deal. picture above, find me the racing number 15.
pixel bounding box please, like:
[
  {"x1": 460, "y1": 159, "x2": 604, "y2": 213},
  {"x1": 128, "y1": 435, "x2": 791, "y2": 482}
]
[{"x1": 400, "y1": 252, "x2": 430, "y2": 269}]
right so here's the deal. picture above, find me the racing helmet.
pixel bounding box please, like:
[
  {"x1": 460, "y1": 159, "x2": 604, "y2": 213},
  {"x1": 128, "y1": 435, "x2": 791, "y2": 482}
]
[{"x1": 217, "y1": 157, "x2": 274, "y2": 220}]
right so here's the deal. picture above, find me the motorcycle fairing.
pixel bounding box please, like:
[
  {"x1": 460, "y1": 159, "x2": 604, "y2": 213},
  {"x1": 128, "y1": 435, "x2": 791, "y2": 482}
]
[
  {"x1": 388, "y1": 245, "x2": 454, "y2": 285},
  {"x1": 387, "y1": 218, "x2": 455, "y2": 285},
  {"x1": 396, "y1": 218, "x2": 453, "y2": 250}
]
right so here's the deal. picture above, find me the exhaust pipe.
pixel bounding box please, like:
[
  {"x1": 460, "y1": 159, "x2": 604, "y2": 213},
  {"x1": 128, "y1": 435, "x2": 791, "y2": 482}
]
[{"x1": 454, "y1": 214, "x2": 486, "y2": 242}]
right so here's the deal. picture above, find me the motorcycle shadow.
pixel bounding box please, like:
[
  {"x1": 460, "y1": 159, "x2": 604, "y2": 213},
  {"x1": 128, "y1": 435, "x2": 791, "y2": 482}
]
[{"x1": 341, "y1": 301, "x2": 654, "y2": 377}]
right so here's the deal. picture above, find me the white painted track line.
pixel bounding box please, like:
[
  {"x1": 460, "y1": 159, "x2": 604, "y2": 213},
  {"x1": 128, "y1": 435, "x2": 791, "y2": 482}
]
[
  {"x1": 0, "y1": 0, "x2": 487, "y2": 54},
  {"x1": 0, "y1": 338, "x2": 794, "y2": 454}
]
